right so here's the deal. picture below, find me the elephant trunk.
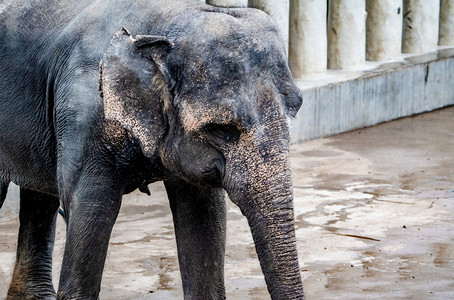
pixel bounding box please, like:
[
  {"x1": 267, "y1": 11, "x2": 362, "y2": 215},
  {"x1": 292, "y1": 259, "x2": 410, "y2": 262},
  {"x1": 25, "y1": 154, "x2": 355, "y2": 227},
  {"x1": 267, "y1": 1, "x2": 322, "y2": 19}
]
[
  {"x1": 246, "y1": 188, "x2": 303, "y2": 299},
  {"x1": 225, "y1": 139, "x2": 304, "y2": 299}
]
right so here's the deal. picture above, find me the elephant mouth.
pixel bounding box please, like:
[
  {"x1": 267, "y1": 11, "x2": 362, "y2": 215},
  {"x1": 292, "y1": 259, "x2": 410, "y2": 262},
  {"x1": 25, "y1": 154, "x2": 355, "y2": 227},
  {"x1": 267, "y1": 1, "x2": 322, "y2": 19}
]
[{"x1": 201, "y1": 157, "x2": 226, "y2": 187}]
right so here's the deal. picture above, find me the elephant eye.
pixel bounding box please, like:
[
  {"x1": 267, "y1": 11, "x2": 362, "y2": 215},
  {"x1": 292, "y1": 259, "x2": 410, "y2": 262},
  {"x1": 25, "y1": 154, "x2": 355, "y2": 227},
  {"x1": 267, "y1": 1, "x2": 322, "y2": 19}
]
[{"x1": 201, "y1": 124, "x2": 240, "y2": 145}]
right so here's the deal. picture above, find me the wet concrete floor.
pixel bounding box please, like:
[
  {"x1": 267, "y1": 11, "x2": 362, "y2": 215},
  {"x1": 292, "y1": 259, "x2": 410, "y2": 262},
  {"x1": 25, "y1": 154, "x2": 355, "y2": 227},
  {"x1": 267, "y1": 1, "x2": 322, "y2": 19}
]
[{"x1": 1, "y1": 107, "x2": 453, "y2": 299}]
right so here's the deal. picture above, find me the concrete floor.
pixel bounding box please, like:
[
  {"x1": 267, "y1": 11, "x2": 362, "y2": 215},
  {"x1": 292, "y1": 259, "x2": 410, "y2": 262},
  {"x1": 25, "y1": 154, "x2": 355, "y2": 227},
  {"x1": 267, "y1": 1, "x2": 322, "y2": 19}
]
[{"x1": 1, "y1": 107, "x2": 453, "y2": 299}]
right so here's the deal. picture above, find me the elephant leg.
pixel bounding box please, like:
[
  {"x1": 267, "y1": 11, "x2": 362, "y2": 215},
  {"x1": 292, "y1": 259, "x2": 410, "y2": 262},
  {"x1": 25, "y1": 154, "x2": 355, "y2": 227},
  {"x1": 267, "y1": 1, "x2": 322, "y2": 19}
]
[
  {"x1": 164, "y1": 177, "x2": 226, "y2": 300},
  {"x1": 56, "y1": 174, "x2": 122, "y2": 299},
  {"x1": 7, "y1": 188, "x2": 59, "y2": 300}
]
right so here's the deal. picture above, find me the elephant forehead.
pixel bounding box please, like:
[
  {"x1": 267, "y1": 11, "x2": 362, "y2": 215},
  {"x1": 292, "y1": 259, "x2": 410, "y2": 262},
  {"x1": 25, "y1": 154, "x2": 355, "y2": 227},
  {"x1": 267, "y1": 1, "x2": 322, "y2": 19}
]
[{"x1": 177, "y1": 16, "x2": 280, "y2": 75}]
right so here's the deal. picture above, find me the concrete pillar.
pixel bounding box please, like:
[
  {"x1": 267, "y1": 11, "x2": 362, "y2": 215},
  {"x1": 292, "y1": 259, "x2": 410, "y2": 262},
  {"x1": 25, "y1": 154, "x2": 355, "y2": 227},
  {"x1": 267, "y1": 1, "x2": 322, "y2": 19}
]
[
  {"x1": 366, "y1": 0, "x2": 403, "y2": 61},
  {"x1": 289, "y1": 0, "x2": 327, "y2": 78},
  {"x1": 439, "y1": 0, "x2": 454, "y2": 46},
  {"x1": 402, "y1": 0, "x2": 440, "y2": 53},
  {"x1": 327, "y1": 0, "x2": 367, "y2": 70},
  {"x1": 206, "y1": 0, "x2": 247, "y2": 7},
  {"x1": 249, "y1": 0, "x2": 290, "y2": 55}
]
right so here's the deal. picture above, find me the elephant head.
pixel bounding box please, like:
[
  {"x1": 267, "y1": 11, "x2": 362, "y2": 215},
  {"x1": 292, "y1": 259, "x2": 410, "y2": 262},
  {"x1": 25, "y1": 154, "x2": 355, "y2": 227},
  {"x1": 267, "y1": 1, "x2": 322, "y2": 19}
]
[{"x1": 100, "y1": 8, "x2": 304, "y2": 299}]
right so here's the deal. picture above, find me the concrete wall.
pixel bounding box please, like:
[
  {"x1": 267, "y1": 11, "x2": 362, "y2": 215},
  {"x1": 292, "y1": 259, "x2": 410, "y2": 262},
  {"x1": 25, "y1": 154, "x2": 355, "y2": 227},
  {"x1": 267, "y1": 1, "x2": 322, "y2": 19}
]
[{"x1": 291, "y1": 51, "x2": 454, "y2": 142}]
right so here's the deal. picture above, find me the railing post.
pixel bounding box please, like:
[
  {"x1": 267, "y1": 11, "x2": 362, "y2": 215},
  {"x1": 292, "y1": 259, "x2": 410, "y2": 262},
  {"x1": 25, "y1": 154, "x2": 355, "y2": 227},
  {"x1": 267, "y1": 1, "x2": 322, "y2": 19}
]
[
  {"x1": 206, "y1": 0, "x2": 247, "y2": 7},
  {"x1": 249, "y1": 0, "x2": 290, "y2": 56},
  {"x1": 402, "y1": 0, "x2": 440, "y2": 53},
  {"x1": 327, "y1": 0, "x2": 367, "y2": 70},
  {"x1": 366, "y1": 0, "x2": 403, "y2": 61},
  {"x1": 440, "y1": 0, "x2": 454, "y2": 46},
  {"x1": 289, "y1": 0, "x2": 327, "y2": 78}
]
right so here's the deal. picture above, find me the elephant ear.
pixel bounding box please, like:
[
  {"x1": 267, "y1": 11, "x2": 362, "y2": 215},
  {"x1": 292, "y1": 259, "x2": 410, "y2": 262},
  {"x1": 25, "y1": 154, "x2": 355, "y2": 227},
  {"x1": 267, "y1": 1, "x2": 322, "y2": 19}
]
[{"x1": 100, "y1": 28, "x2": 173, "y2": 157}]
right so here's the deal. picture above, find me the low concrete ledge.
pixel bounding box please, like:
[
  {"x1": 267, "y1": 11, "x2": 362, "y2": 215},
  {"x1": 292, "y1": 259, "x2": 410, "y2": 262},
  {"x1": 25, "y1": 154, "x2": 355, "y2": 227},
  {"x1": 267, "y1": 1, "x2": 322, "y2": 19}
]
[{"x1": 291, "y1": 47, "x2": 454, "y2": 143}]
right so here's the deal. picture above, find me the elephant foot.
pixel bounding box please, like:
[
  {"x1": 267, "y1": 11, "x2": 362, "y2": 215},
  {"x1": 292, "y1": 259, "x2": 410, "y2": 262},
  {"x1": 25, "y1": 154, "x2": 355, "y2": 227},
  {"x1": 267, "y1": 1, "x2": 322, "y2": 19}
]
[
  {"x1": 7, "y1": 279, "x2": 56, "y2": 300},
  {"x1": 7, "y1": 292, "x2": 56, "y2": 300}
]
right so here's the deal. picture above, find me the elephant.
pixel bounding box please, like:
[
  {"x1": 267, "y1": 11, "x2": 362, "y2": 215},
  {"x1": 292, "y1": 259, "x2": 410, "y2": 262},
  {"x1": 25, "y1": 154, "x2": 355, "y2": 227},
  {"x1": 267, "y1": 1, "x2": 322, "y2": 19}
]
[{"x1": 0, "y1": 0, "x2": 304, "y2": 299}]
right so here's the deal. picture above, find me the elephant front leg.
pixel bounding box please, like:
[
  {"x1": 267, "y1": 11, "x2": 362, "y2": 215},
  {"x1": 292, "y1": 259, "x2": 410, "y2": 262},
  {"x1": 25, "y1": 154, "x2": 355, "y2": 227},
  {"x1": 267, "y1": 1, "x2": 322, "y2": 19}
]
[
  {"x1": 7, "y1": 188, "x2": 59, "y2": 300},
  {"x1": 164, "y1": 177, "x2": 226, "y2": 300},
  {"x1": 56, "y1": 175, "x2": 122, "y2": 300}
]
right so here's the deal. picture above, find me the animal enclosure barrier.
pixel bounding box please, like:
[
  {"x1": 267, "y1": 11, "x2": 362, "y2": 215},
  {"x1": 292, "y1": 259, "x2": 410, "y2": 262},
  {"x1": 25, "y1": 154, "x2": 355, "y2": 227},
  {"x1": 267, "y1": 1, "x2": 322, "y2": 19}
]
[{"x1": 203, "y1": 0, "x2": 453, "y2": 77}]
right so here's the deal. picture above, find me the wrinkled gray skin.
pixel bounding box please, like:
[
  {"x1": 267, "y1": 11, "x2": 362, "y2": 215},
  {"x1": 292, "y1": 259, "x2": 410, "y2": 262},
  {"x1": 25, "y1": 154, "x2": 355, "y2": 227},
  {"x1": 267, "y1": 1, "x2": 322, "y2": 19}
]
[{"x1": 0, "y1": 0, "x2": 304, "y2": 299}]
